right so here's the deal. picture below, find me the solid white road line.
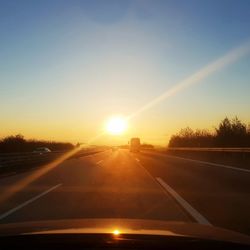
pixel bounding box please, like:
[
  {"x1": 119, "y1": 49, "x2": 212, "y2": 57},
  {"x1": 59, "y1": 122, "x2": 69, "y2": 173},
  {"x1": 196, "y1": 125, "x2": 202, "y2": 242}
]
[
  {"x1": 96, "y1": 160, "x2": 103, "y2": 165},
  {"x1": 166, "y1": 155, "x2": 250, "y2": 173},
  {"x1": 156, "y1": 177, "x2": 211, "y2": 225},
  {"x1": 0, "y1": 184, "x2": 62, "y2": 220}
]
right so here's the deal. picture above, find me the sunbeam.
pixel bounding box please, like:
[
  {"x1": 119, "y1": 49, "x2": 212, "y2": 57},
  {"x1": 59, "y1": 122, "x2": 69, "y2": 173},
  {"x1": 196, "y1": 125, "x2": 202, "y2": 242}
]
[{"x1": 127, "y1": 40, "x2": 250, "y2": 120}]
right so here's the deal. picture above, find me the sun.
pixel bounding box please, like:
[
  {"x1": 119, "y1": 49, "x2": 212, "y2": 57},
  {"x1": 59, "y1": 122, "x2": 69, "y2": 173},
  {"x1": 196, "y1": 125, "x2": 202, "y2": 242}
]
[{"x1": 106, "y1": 116, "x2": 128, "y2": 135}]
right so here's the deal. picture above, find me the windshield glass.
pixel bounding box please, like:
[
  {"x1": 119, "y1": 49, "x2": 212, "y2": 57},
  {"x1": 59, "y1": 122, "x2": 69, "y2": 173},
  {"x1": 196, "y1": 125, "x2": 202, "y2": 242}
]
[{"x1": 0, "y1": 0, "x2": 250, "y2": 241}]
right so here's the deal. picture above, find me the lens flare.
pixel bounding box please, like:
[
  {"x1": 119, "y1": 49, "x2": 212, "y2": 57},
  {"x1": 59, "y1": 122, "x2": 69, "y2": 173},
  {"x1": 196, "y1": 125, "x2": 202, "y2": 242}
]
[{"x1": 127, "y1": 40, "x2": 250, "y2": 120}]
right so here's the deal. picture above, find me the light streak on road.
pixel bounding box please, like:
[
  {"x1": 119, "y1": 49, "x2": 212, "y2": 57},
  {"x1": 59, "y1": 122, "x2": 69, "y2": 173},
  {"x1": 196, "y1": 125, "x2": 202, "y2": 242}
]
[{"x1": 0, "y1": 147, "x2": 82, "y2": 204}]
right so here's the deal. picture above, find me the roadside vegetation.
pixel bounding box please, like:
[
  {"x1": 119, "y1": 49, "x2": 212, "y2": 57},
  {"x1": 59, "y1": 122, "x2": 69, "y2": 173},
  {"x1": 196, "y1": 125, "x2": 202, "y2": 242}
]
[
  {"x1": 169, "y1": 117, "x2": 250, "y2": 147},
  {"x1": 0, "y1": 134, "x2": 74, "y2": 153}
]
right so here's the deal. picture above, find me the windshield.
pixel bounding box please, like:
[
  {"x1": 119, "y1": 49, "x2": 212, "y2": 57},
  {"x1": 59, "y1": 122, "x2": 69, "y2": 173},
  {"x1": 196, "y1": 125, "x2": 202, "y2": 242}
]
[{"x1": 1, "y1": 0, "x2": 250, "y2": 241}]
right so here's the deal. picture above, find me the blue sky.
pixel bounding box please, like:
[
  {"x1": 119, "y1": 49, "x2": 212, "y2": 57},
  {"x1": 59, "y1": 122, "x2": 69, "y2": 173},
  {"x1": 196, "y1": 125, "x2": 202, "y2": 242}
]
[{"x1": 1, "y1": 0, "x2": 250, "y2": 144}]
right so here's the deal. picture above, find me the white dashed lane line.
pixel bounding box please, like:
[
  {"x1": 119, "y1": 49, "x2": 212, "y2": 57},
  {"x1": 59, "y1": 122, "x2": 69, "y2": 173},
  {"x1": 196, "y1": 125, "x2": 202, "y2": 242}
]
[{"x1": 0, "y1": 184, "x2": 62, "y2": 220}]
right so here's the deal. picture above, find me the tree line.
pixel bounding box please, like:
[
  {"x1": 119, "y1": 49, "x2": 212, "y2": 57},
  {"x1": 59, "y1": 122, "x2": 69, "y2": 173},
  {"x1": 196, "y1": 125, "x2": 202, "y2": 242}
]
[
  {"x1": 169, "y1": 117, "x2": 250, "y2": 147},
  {"x1": 0, "y1": 134, "x2": 74, "y2": 153}
]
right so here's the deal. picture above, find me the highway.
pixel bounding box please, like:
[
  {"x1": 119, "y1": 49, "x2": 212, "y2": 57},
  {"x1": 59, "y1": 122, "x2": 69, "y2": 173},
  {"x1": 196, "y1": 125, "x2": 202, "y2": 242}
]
[{"x1": 0, "y1": 149, "x2": 249, "y2": 236}]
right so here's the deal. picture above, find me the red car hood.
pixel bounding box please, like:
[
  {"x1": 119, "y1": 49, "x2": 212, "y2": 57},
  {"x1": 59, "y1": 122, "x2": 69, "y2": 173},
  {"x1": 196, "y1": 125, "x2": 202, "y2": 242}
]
[{"x1": 0, "y1": 218, "x2": 250, "y2": 245}]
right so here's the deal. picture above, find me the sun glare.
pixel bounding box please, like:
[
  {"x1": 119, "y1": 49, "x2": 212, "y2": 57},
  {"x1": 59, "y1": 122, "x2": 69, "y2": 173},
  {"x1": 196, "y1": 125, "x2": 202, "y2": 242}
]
[
  {"x1": 106, "y1": 116, "x2": 127, "y2": 135},
  {"x1": 112, "y1": 229, "x2": 120, "y2": 235}
]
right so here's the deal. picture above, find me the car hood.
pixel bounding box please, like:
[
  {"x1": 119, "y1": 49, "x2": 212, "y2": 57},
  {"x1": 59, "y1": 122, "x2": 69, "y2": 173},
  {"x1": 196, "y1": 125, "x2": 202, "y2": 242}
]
[{"x1": 0, "y1": 218, "x2": 250, "y2": 245}]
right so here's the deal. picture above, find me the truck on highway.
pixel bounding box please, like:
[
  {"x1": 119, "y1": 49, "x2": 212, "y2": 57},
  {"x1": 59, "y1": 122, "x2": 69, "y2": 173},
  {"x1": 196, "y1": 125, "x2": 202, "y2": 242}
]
[{"x1": 130, "y1": 138, "x2": 141, "y2": 152}]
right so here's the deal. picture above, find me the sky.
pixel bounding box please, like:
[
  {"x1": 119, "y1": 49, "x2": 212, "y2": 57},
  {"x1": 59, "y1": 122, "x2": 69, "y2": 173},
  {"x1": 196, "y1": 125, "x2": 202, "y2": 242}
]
[{"x1": 1, "y1": 0, "x2": 250, "y2": 145}]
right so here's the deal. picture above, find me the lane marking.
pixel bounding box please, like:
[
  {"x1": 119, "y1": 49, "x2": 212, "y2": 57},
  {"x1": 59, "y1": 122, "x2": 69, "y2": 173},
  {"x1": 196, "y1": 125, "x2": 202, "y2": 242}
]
[
  {"x1": 131, "y1": 155, "x2": 199, "y2": 221},
  {"x1": 135, "y1": 158, "x2": 140, "y2": 162},
  {"x1": 156, "y1": 177, "x2": 211, "y2": 225},
  {"x1": 96, "y1": 160, "x2": 103, "y2": 165},
  {"x1": 0, "y1": 184, "x2": 61, "y2": 220},
  {"x1": 166, "y1": 155, "x2": 250, "y2": 173}
]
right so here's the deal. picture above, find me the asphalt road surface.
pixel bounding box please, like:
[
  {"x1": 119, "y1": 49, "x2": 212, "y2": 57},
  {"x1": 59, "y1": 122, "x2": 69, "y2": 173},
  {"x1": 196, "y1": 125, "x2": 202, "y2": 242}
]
[{"x1": 0, "y1": 149, "x2": 249, "y2": 236}]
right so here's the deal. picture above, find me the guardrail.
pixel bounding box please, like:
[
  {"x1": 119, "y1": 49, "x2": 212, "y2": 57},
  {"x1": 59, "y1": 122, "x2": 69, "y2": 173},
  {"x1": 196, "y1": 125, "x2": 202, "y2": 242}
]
[
  {"x1": 0, "y1": 151, "x2": 66, "y2": 168},
  {"x1": 167, "y1": 147, "x2": 250, "y2": 153},
  {"x1": 0, "y1": 147, "x2": 107, "y2": 169}
]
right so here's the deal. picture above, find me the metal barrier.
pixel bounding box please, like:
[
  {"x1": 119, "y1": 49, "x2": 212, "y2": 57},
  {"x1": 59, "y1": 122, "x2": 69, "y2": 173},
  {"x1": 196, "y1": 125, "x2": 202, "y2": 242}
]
[
  {"x1": 0, "y1": 148, "x2": 105, "y2": 169},
  {"x1": 0, "y1": 151, "x2": 65, "y2": 168}
]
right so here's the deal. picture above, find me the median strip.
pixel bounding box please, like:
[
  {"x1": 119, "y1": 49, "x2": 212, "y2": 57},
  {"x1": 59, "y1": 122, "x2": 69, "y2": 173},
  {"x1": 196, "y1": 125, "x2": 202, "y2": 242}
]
[
  {"x1": 156, "y1": 177, "x2": 211, "y2": 225},
  {"x1": 0, "y1": 184, "x2": 61, "y2": 220}
]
